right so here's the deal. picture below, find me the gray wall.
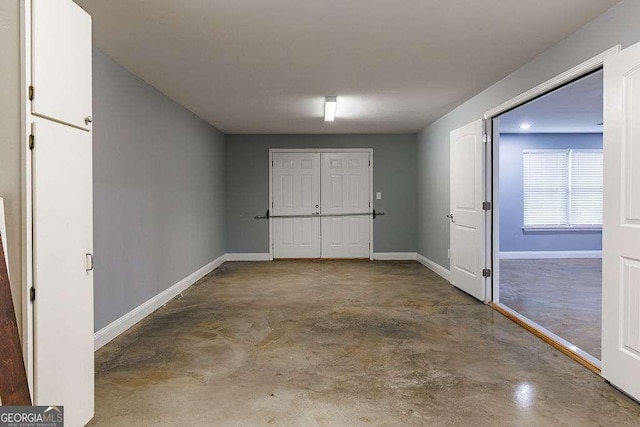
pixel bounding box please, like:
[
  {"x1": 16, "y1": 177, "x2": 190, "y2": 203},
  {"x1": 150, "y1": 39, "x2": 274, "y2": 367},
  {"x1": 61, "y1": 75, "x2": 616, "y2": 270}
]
[
  {"x1": 499, "y1": 133, "x2": 603, "y2": 252},
  {"x1": 417, "y1": 0, "x2": 640, "y2": 269},
  {"x1": 93, "y1": 49, "x2": 226, "y2": 331},
  {"x1": 226, "y1": 134, "x2": 418, "y2": 254},
  {"x1": 0, "y1": 0, "x2": 23, "y2": 336}
]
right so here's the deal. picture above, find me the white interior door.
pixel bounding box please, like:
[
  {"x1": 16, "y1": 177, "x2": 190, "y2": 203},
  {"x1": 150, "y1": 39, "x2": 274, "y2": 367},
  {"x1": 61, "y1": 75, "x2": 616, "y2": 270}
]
[
  {"x1": 602, "y1": 41, "x2": 640, "y2": 401},
  {"x1": 32, "y1": 0, "x2": 92, "y2": 130},
  {"x1": 449, "y1": 120, "x2": 486, "y2": 301},
  {"x1": 320, "y1": 152, "x2": 371, "y2": 258},
  {"x1": 272, "y1": 152, "x2": 321, "y2": 258},
  {"x1": 32, "y1": 119, "x2": 94, "y2": 426}
]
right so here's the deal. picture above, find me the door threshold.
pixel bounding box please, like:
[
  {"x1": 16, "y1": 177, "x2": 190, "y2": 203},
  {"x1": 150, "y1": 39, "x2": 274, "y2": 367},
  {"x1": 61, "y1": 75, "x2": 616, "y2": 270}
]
[
  {"x1": 489, "y1": 302, "x2": 601, "y2": 374},
  {"x1": 273, "y1": 258, "x2": 370, "y2": 261}
]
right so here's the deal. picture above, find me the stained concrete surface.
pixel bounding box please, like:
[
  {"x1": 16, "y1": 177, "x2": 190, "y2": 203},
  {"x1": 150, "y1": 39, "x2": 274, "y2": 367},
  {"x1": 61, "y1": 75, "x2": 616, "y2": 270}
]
[
  {"x1": 90, "y1": 261, "x2": 639, "y2": 426},
  {"x1": 500, "y1": 258, "x2": 602, "y2": 360}
]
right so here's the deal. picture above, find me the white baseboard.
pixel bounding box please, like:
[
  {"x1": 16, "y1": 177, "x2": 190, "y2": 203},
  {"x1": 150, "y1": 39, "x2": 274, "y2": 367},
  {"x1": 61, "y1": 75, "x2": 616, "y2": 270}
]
[
  {"x1": 94, "y1": 253, "x2": 226, "y2": 351},
  {"x1": 373, "y1": 252, "x2": 417, "y2": 261},
  {"x1": 499, "y1": 250, "x2": 602, "y2": 260},
  {"x1": 416, "y1": 253, "x2": 451, "y2": 282},
  {"x1": 226, "y1": 253, "x2": 271, "y2": 261}
]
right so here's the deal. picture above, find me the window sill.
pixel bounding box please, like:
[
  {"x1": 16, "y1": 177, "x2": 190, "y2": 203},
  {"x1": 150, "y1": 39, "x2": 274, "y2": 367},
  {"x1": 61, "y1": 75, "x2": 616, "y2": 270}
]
[{"x1": 522, "y1": 226, "x2": 602, "y2": 232}]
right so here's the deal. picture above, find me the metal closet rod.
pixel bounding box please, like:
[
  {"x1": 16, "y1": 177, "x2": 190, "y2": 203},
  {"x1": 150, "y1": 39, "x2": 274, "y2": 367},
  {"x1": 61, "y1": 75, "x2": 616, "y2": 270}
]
[{"x1": 254, "y1": 210, "x2": 385, "y2": 219}]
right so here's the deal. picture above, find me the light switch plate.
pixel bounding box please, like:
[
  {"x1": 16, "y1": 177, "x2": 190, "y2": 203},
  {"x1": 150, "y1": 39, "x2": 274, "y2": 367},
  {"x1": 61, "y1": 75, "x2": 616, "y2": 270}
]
[{"x1": 376, "y1": 192, "x2": 382, "y2": 200}]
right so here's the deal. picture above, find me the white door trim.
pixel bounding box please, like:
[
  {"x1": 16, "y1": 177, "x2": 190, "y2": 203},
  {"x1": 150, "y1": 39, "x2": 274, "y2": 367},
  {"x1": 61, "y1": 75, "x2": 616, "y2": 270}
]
[
  {"x1": 271, "y1": 148, "x2": 374, "y2": 153},
  {"x1": 485, "y1": 47, "x2": 618, "y2": 305},
  {"x1": 499, "y1": 250, "x2": 603, "y2": 260},
  {"x1": 20, "y1": 0, "x2": 35, "y2": 396},
  {"x1": 269, "y1": 148, "x2": 374, "y2": 260},
  {"x1": 484, "y1": 119, "x2": 494, "y2": 303},
  {"x1": 483, "y1": 45, "x2": 620, "y2": 120}
]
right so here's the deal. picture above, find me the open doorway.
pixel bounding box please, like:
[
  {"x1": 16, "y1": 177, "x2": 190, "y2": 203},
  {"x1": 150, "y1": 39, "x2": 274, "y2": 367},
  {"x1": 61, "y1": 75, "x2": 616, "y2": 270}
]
[{"x1": 492, "y1": 70, "x2": 604, "y2": 365}]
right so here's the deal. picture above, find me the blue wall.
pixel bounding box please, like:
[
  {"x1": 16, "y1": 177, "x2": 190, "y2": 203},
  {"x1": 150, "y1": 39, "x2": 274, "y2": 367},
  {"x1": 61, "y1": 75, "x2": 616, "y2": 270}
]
[{"x1": 499, "y1": 133, "x2": 602, "y2": 253}]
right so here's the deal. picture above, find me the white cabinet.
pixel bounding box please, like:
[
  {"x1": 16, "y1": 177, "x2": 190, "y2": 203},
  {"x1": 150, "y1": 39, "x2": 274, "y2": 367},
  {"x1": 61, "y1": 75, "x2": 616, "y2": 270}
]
[
  {"x1": 31, "y1": 0, "x2": 93, "y2": 130},
  {"x1": 27, "y1": 0, "x2": 95, "y2": 425},
  {"x1": 32, "y1": 120, "x2": 94, "y2": 425}
]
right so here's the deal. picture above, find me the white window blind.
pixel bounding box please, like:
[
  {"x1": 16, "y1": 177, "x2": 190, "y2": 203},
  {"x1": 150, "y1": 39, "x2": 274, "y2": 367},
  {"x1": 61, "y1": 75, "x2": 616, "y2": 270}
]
[
  {"x1": 570, "y1": 150, "x2": 603, "y2": 226},
  {"x1": 523, "y1": 149, "x2": 602, "y2": 229}
]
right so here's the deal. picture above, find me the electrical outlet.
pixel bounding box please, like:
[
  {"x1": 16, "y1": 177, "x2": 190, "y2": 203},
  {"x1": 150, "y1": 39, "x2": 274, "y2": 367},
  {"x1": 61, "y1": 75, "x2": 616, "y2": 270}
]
[{"x1": 376, "y1": 192, "x2": 382, "y2": 200}]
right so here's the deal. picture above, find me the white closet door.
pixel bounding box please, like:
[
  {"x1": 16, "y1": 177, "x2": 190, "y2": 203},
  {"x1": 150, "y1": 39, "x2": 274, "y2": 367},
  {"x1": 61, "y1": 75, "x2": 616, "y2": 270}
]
[
  {"x1": 320, "y1": 152, "x2": 370, "y2": 258},
  {"x1": 33, "y1": 119, "x2": 94, "y2": 426},
  {"x1": 449, "y1": 120, "x2": 486, "y2": 301},
  {"x1": 272, "y1": 153, "x2": 321, "y2": 258},
  {"x1": 32, "y1": 0, "x2": 92, "y2": 130},
  {"x1": 601, "y1": 41, "x2": 640, "y2": 401}
]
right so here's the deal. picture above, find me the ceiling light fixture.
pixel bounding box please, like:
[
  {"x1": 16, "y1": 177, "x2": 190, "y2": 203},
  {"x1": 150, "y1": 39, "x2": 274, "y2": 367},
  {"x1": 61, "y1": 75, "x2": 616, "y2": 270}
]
[
  {"x1": 520, "y1": 122, "x2": 532, "y2": 130},
  {"x1": 324, "y1": 96, "x2": 337, "y2": 122}
]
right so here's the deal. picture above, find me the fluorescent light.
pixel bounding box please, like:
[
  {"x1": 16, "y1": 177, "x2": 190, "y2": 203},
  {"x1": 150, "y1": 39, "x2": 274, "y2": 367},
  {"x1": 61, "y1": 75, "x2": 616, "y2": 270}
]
[
  {"x1": 520, "y1": 122, "x2": 532, "y2": 130},
  {"x1": 324, "y1": 96, "x2": 337, "y2": 122}
]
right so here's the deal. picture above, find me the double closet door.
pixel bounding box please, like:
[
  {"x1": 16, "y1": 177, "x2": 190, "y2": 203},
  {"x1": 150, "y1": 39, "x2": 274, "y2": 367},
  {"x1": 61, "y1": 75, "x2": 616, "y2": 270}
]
[{"x1": 272, "y1": 151, "x2": 371, "y2": 259}]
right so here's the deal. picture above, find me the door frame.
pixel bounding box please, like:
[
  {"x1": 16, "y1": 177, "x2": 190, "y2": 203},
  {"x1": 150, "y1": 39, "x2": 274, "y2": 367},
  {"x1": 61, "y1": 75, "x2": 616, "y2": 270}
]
[
  {"x1": 19, "y1": 0, "x2": 35, "y2": 396},
  {"x1": 268, "y1": 148, "x2": 374, "y2": 261},
  {"x1": 482, "y1": 45, "x2": 620, "y2": 371}
]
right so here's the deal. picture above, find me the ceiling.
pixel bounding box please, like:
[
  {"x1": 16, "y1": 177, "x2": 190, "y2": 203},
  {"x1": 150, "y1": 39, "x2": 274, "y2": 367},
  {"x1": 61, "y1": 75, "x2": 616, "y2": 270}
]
[
  {"x1": 499, "y1": 69, "x2": 603, "y2": 133},
  {"x1": 75, "y1": 0, "x2": 619, "y2": 134}
]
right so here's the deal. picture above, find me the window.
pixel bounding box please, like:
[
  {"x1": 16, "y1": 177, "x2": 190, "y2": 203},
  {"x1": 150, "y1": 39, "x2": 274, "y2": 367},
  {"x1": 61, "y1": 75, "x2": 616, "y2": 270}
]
[{"x1": 523, "y1": 149, "x2": 603, "y2": 229}]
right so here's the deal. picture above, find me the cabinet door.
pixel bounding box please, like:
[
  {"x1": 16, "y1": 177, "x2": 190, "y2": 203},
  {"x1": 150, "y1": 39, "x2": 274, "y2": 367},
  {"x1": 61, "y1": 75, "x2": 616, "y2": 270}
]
[
  {"x1": 32, "y1": 0, "x2": 92, "y2": 130},
  {"x1": 32, "y1": 119, "x2": 94, "y2": 426}
]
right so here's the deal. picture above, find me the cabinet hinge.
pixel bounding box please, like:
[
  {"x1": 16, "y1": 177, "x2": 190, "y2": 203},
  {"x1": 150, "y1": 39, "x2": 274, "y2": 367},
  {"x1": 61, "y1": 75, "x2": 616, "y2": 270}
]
[
  {"x1": 482, "y1": 201, "x2": 491, "y2": 211},
  {"x1": 28, "y1": 86, "x2": 34, "y2": 101},
  {"x1": 29, "y1": 134, "x2": 34, "y2": 150},
  {"x1": 30, "y1": 286, "x2": 36, "y2": 302},
  {"x1": 482, "y1": 269, "x2": 491, "y2": 278},
  {"x1": 368, "y1": 160, "x2": 371, "y2": 166}
]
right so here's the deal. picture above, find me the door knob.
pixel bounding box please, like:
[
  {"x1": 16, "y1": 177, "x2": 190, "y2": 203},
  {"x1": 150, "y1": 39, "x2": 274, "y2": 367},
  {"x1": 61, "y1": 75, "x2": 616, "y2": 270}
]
[
  {"x1": 315, "y1": 205, "x2": 319, "y2": 208},
  {"x1": 84, "y1": 116, "x2": 93, "y2": 125}
]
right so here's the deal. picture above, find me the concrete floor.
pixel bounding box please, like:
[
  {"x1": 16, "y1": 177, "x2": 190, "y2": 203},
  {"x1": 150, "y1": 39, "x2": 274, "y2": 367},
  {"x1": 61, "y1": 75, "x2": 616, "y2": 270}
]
[
  {"x1": 500, "y1": 258, "x2": 602, "y2": 360},
  {"x1": 90, "y1": 260, "x2": 640, "y2": 426}
]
